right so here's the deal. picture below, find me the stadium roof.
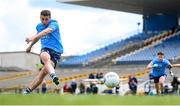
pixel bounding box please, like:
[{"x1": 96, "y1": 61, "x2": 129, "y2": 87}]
[{"x1": 57, "y1": 0, "x2": 180, "y2": 15}]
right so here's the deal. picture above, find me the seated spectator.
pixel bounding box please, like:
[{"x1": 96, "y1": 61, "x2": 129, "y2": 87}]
[
  {"x1": 96, "y1": 72, "x2": 104, "y2": 79},
  {"x1": 78, "y1": 81, "x2": 85, "y2": 94},
  {"x1": 70, "y1": 79, "x2": 77, "y2": 94},
  {"x1": 63, "y1": 82, "x2": 69, "y2": 93},
  {"x1": 41, "y1": 80, "x2": 47, "y2": 94},
  {"x1": 91, "y1": 83, "x2": 98, "y2": 94},
  {"x1": 128, "y1": 74, "x2": 138, "y2": 95},
  {"x1": 96, "y1": 72, "x2": 101, "y2": 79},
  {"x1": 171, "y1": 76, "x2": 180, "y2": 94},
  {"x1": 89, "y1": 73, "x2": 95, "y2": 79},
  {"x1": 86, "y1": 85, "x2": 91, "y2": 94}
]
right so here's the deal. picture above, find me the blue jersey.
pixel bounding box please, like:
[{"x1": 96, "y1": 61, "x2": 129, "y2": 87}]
[
  {"x1": 36, "y1": 19, "x2": 63, "y2": 53},
  {"x1": 150, "y1": 57, "x2": 170, "y2": 77}
]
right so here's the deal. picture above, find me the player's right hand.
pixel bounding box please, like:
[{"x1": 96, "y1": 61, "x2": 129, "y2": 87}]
[
  {"x1": 26, "y1": 46, "x2": 31, "y2": 53},
  {"x1": 25, "y1": 37, "x2": 32, "y2": 44},
  {"x1": 25, "y1": 36, "x2": 35, "y2": 44}
]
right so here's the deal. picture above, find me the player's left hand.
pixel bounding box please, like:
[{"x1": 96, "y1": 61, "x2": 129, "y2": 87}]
[{"x1": 167, "y1": 65, "x2": 172, "y2": 70}]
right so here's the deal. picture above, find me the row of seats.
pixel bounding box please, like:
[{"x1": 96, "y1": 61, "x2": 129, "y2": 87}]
[
  {"x1": 59, "y1": 31, "x2": 161, "y2": 66},
  {"x1": 116, "y1": 33, "x2": 180, "y2": 62}
]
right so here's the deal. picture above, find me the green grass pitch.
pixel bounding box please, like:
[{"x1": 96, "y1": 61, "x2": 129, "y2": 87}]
[{"x1": 0, "y1": 94, "x2": 180, "y2": 105}]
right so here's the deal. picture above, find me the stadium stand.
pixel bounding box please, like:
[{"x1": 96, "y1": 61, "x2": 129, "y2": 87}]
[
  {"x1": 116, "y1": 31, "x2": 180, "y2": 64},
  {"x1": 60, "y1": 31, "x2": 162, "y2": 67}
]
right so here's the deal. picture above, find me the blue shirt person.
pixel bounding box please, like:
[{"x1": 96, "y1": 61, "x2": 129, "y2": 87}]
[
  {"x1": 36, "y1": 19, "x2": 63, "y2": 53},
  {"x1": 150, "y1": 57, "x2": 171, "y2": 77},
  {"x1": 24, "y1": 10, "x2": 63, "y2": 94},
  {"x1": 146, "y1": 52, "x2": 180, "y2": 95},
  {"x1": 147, "y1": 52, "x2": 172, "y2": 95}
]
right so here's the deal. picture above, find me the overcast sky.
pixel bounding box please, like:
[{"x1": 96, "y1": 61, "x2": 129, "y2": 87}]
[{"x1": 0, "y1": 0, "x2": 142, "y2": 55}]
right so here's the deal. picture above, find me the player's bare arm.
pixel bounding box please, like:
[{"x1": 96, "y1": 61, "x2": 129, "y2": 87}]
[
  {"x1": 172, "y1": 64, "x2": 180, "y2": 67},
  {"x1": 25, "y1": 38, "x2": 39, "y2": 53},
  {"x1": 25, "y1": 27, "x2": 53, "y2": 52},
  {"x1": 34, "y1": 27, "x2": 53, "y2": 41},
  {"x1": 146, "y1": 62, "x2": 153, "y2": 69}
]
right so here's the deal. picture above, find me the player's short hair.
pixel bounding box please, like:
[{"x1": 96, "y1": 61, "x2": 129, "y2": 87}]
[
  {"x1": 157, "y1": 51, "x2": 164, "y2": 55},
  {"x1": 40, "y1": 10, "x2": 51, "y2": 16}
]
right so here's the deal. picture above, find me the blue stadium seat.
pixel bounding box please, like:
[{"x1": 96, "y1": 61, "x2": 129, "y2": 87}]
[
  {"x1": 60, "y1": 31, "x2": 162, "y2": 66},
  {"x1": 116, "y1": 34, "x2": 180, "y2": 63}
]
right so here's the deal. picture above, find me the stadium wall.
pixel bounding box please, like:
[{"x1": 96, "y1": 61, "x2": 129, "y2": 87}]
[
  {"x1": 143, "y1": 14, "x2": 178, "y2": 31},
  {"x1": 0, "y1": 52, "x2": 40, "y2": 71}
]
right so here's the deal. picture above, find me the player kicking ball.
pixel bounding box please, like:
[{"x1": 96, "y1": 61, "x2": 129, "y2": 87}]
[
  {"x1": 24, "y1": 10, "x2": 63, "y2": 94},
  {"x1": 146, "y1": 51, "x2": 180, "y2": 95}
]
